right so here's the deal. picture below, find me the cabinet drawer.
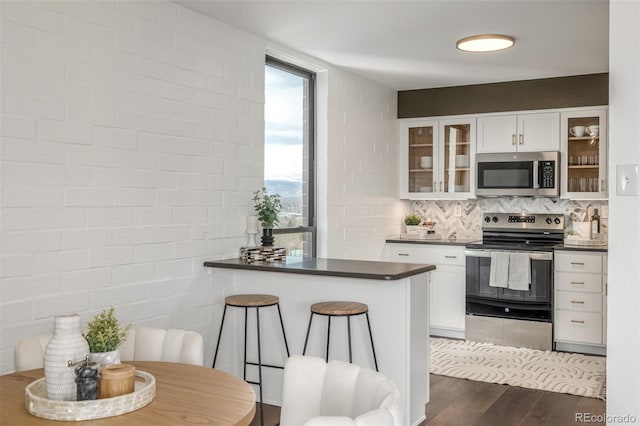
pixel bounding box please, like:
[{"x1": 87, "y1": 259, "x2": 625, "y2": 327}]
[
  {"x1": 554, "y1": 272, "x2": 602, "y2": 293},
  {"x1": 555, "y1": 252, "x2": 602, "y2": 273},
  {"x1": 555, "y1": 291, "x2": 602, "y2": 312},
  {"x1": 387, "y1": 244, "x2": 465, "y2": 266},
  {"x1": 554, "y1": 311, "x2": 602, "y2": 345}
]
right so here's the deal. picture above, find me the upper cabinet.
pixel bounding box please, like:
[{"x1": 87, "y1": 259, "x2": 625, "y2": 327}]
[
  {"x1": 477, "y1": 112, "x2": 560, "y2": 153},
  {"x1": 560, "y1": 107, "x2": 608, "y2": 200},
  {"x1": 400, "y1": 116, "x2": 476, "y2": 199}
]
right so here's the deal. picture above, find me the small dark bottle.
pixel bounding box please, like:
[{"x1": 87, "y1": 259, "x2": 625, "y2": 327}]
[{"x1": 75, "y1": 364, "x2": 100, "y2": 401}]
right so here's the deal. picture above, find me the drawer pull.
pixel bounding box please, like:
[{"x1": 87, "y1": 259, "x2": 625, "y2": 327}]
[
  {"x1": 570, "y1": 300, "x2": 585, "y2": 304},
  {"x1": 570, "y1": 262, "x2": 585, "y2": 266},
  {"x1": 397, "y1": 253, "x2": 410, "y2": 257},
  {"x1": 571, "y1": 320, "x2": 585, "y2": 324},
  {"x1": 570, "y1": 281, "x2": 585, "y2": 285},
  {"x1": 444, "y1": 255, "x2": 457, "y2": 259}
]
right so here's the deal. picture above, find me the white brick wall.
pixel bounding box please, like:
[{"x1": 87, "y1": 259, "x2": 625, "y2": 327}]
[{"x1": 0, "y1": 1, "x2": 400, "y2": 373}]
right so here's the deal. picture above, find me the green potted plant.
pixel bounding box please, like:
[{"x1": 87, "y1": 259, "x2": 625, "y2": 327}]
[
  {"x1": 83, "y1": 307, "x2": 131, "y2": 367},
  {"x1": 253, "y1": 187, "x2": 283, "y2": 246},
  {"x1": 404, "y1": 213, "x2": 422, "y2": 233}
]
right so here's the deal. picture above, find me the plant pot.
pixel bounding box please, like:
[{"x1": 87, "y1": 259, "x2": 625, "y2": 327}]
[
  {"x1": 261, "y1": 228, "x2": 275, "y2": 246},
  {"x1": 89, "y1": 349, "x2": 121, "y2": 369}
]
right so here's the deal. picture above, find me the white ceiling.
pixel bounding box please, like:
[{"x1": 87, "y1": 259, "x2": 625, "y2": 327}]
[{"x1": 175, "y1": 0, "x2": 609, "y2": 91}]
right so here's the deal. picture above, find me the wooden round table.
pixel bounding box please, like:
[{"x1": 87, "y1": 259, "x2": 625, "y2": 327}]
[{"x1": 0, "y1": 361, "x2": 256, "y2": 425}]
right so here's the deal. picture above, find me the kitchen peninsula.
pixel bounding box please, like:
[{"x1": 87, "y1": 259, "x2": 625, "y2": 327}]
[{"x1": 204, "y1": 257, "x2": 435, "y2": 426}]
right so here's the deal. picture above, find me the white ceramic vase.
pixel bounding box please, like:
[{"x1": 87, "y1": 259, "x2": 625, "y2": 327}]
[
  {"x1": 44, "y1": 314, "x2": 90, "y2": 401},
  {"x1": 89, "y1": 349, "x2": 121, "y2": 369}
]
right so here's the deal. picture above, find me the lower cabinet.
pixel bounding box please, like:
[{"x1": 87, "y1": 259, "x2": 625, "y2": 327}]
[
  {"x1": 385, "y1": 244, "x2": 465, "y2": 338},
  {"x1": 554, "y1": 250, "x2": 607, "y2": 355}
]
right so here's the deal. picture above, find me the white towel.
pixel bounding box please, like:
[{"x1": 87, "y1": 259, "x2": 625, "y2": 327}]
[
  {"x1": 489, "y1": 252, "x2": 509, "y2": 288},
  {"x1": 508, "y1": 252, "x2": 531, "y2": 291}
]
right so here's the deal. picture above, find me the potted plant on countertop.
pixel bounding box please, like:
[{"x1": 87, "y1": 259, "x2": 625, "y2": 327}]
[
  {"x1": 404, "y1": 213, "x2": 422, "y2": 234},
  {"x1": 83, "y1": 306, "x2": 131, "y2": 368},
  {"x1": 253, "y1": 187, "x2": 283, "y2": 246}
]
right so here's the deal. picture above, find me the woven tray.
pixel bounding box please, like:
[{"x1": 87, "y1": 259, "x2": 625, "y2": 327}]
[{"x1": 25, "y1": 370, "x2": 156, "y2": 421}]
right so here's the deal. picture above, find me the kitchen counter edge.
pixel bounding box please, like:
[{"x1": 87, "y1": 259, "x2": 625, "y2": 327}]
[
  {"x1": 385, "y1": 238, "x2": 477, "y2": 246},
  {"x1": 203, "y1": 257, "x2": 436, "y2": 281},
  {"x1": 554, "y1": 244, "x2": 608, "y2": 252}
]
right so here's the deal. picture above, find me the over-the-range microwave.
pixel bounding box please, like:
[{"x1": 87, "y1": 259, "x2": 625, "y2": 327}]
[{"x1": 476, "y1": 151, "x2": 560, "y2": 197}]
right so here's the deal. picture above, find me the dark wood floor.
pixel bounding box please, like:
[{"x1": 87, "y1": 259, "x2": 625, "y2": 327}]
[{"x1": 249, "y1": 374, "x2": 605, "y2": 426}]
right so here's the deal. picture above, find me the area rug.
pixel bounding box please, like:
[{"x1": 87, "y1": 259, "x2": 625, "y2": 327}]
[{"x1": 430, "y1": 337, "x2": 606, "y2": 400}]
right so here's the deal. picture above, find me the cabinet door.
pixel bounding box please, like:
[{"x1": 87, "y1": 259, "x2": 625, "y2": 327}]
[
  {"x1": 560, "y1": 107, "x2": 608, "y2": 200},
  {"x1": 517, "y1": 112, "x2": 560, "y2": 152},
  {"x1": 438, "y1": 118, "x2": 476, "y2": 198},
  {"x1": 477, "y1": 115, "x2": 517, "y2": 153},
  {"x1": 399, "y1": 120, "x2": 438, "y2": 199},
  {"x1": 429, "y1": 265, "x2": 466, "y2": 332}
]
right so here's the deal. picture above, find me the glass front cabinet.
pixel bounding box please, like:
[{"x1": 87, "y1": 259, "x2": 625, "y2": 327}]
[
  {"x1": 400, "y1": 117, "x2": 476, "y2": 199},
  {"x1": 560, "y1": 107, "x2": 608, "y2": 199}
]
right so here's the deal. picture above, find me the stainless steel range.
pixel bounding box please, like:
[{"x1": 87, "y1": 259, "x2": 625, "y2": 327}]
[{"x1": 464, "y1": 212, "x2": 564, "y2": 350}]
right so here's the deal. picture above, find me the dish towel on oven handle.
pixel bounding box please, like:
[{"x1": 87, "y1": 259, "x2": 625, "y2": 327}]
[
  {"x1": 508, "y1": 252, "x2": 531, "y2": 291},
  {"x1": 489, "y1": 252, "x2": 509, "y2": 288}
]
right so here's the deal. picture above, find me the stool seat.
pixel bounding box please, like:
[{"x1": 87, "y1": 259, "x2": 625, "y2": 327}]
[
  {"x1": 225, "y1": 294, "x2": 279, "y2": 307},
  {"x1": 311, "y1": 301, "x2": 368, "y2": 316}
]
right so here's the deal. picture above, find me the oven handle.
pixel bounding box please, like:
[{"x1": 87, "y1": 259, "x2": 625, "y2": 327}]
[{"x1": 464, "y1": 249, "x2": 553, "y2": 261}]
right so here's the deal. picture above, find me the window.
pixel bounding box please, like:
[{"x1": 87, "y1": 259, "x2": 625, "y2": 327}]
[{"x1": 264, "y1": 56, "x2": 316, "y2": 257}]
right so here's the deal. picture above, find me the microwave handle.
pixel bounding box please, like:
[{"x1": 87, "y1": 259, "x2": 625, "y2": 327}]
[{"x1": 532, "y1": 160, "x2": 540, "y2": 189}]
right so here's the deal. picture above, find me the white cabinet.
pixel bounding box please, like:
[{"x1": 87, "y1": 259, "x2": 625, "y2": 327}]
[
  {"x1": 477, "y1": 111, "x2": 560, "y2": 153},
  {"x1": 399, "y1": 116, "x2": 476, "y2": 199},
  {"x1": 385, "y1": 244, "x2": 465, "y2": 338},
  {"x1": 560, "y1": 107, "x2": 608, "y2": 200},
  {"x1": 554, "y1": 250, "x2": 606, "y2": 355}
]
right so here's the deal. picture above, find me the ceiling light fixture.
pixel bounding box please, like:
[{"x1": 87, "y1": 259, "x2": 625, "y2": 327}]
[{"x1": 456, "y1": 34, "x2": 515, "y2": 52}]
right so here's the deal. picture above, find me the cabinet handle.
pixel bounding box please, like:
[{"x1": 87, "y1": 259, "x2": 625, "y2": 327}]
[
  {"x1": 444, "y1": 255, "x2": 457, "y2": 259},
  {"x1": 570, "y1": 281, "x2": 585, "y2": 285},
  {"x1": 571, "y1": 320, "x2": 585, "y2": 324},
  {"x1": 397, "y1": 253, "x2": 409, "y2": 257},
  {"x1": 600, "y1": 179, "x2": 605, "y2": 192},
  {"x1": 570, "y1": 262, "x2": 585, "y2": 266},
  {"x1": 519, "y1": 134, "x2": 524, "y2": 145},
  {"x1": 570, "y1": 300, "x2": 585, "y2": 304},
  {"x1": 440, "y1": 181, "x2": 443, "y2": 191},
  {"x1": 511, "y1": 134, "x2": 516, "y2": 145}
]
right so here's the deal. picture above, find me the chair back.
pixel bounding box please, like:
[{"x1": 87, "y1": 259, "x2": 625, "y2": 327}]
[
  {"x1": 280, "y1": 355, "x2": 403, "y2": 426},
  {"x1": 15, "y1": 334, "x2": 52, "y2": 371},
  {"x1": 15, "y1": 327, "x2": 204, "y2": 371},
  {"x1": 119, "y1": 327, "x2": 204, "y2": 366}
]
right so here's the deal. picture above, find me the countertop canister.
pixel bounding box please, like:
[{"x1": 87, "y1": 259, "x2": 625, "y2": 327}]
[{"x1": 44, "y1": 314, "x2": 90, "y2": 401}]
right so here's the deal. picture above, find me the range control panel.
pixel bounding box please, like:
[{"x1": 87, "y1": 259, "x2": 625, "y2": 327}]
[{"x1": 482, "y1": 213, "x2": 564, "y2": 231}]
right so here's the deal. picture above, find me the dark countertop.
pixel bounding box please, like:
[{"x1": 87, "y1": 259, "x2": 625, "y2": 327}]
[
  {"x1": 554, "y1": 244, "x2": 608, "y2": 252},
  {"x1": 203, "y1": 257, "x2": 436, "y2": 281},
  {"x1": 385, "y1": 237, "x2": 478, "y2": 246}
]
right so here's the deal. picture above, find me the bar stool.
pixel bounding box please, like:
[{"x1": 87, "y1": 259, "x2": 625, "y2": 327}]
[
  {"x1": 302, "y1": 301, "x2": 379, "y2": 371},
  {"x1": 212, "y1": 294, "x2": 290, "y2": 426}
]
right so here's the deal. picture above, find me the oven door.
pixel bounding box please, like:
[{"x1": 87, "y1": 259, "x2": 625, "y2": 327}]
[{"x1": 464, "y1": 249, "x2": 553, "y2": 321}]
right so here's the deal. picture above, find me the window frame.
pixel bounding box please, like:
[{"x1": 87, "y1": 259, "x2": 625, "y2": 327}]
[{"x1": 265, "y1": 55, "x2": 317, "y2": 257}]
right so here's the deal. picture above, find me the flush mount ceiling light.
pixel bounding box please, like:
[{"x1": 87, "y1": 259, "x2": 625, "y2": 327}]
[{"x1": 456, "y1": 34, "x2": 515, "y2": 52}]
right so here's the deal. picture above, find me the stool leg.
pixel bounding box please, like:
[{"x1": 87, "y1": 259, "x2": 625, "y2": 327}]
[
  {"x1": 365, "y1": 312, "x2": 379, "y2": 371},
  {"x1": 243, "y1": 307, "x2": 248, "y2": 381},
  {"x1": 302, "y1": 312, "x2": 314, "y2": 355},
  {"x1": 212, "y1": 304, "x2": 228, "y2": 368},
  {"x1": 276, "y1": 303, "x2": 290, "y2": 357},
  {"x1": 326, "y1": 316, "x2": 331, "y2": 363},
  {"x1": 256, "y1": 307, "x2": 264, "y2": 426},
  {"x1": 347, "y1": 315, "x2": 353, "y2": 363}
]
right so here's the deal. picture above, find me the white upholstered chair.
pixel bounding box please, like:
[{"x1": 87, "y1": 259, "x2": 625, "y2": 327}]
[
  {"x1": 15, "y1": 327, "x2": 204, "y2": 371},
  {"x1": 279, "y1": 355, "x2": 403, "y2": 426},
  {"x1": 118, "y1": 327, "x2": 204, "y2": 366}
]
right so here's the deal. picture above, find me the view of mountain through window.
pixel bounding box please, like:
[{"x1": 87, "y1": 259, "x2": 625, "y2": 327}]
[{"x1": 264, "y1": 58, "x2": 315, "y2": 256}]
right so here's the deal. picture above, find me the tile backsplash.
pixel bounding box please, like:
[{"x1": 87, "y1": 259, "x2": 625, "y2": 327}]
[{"x1": 411, "y1": 198, "x2": 608, "y2": 241}]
